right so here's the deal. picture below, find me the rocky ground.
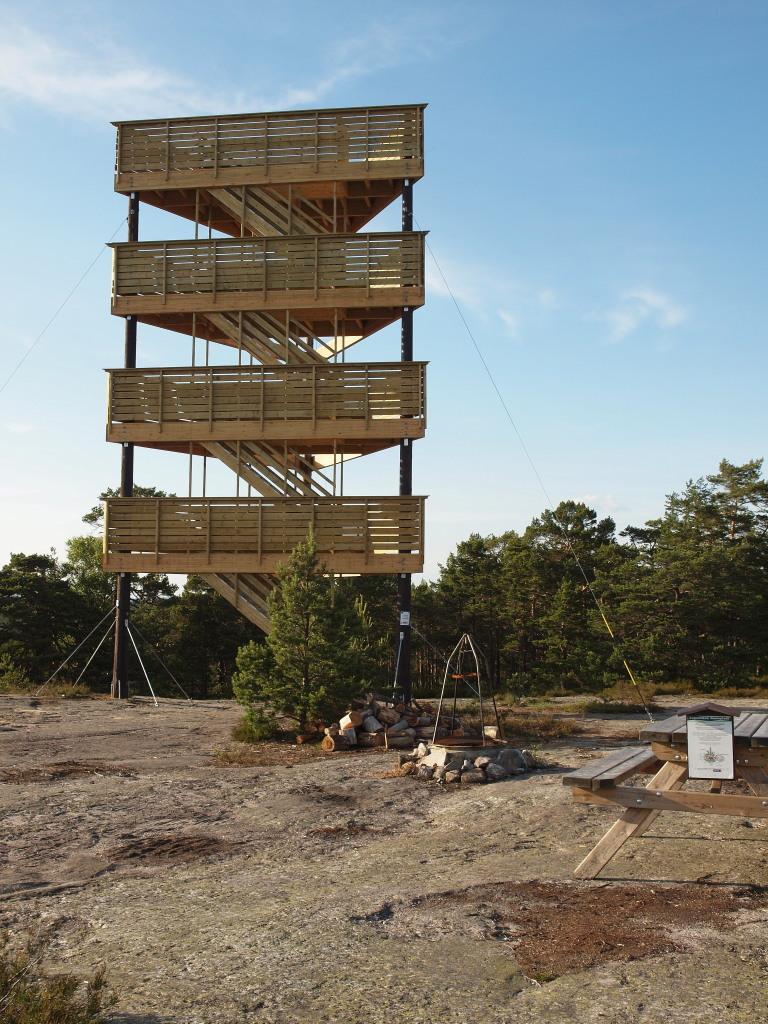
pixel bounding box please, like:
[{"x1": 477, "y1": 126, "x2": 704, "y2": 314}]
[{"x1": 1, "y1": 693, "x2": 767, "y2": 1024}]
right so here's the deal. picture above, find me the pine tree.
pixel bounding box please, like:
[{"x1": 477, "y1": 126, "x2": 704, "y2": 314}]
[{"x1": 232, "y1": 532, "x2": 370, "y2": 732}]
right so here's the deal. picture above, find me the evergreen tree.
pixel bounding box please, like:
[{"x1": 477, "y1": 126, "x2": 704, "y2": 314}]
[
  {"x1": 0, "y1": 553, "x2": 88, "y2": 683},
  {"x1": 232, "y1": 532, "x2": 371, "y2": 731}
]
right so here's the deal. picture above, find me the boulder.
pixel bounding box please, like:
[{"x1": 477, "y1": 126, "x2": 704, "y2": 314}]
[
  {"x1": 460, "y1": 768, "x2": 486, "y2": 784},
  {"x1": 485, "y1": 762, "x2": 509, "y2": 782},
  {"x1": 521, "y1": 749, "x2": 537, "y2": 770},
  {"x1": 496, "y1": 747, "x2": 527, "y2": 773}
]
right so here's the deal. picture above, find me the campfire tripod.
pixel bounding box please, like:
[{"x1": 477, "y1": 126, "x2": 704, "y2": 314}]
[{"x1": 431, "y1": 633, "x2": 505, "y2": 745}]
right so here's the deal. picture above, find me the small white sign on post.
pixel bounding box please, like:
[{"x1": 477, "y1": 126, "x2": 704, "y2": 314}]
[{"x1": 687, "y1": 713, "x2": 735, "y2": 780}]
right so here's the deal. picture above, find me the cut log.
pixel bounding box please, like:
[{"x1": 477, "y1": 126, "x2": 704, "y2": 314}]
[
  {"x1": 341, "y1": 710, "x2": 364, "y2": 729},
  {"x1": 386, "y1": 719, "x2": 410, "y2": 736},
  {"x1": 385, "y1": 736, "x2": 414, "y2": 749},
  {"x1": 361, "y1": 715, "x2": 383, "y2": 733},
  {"x1": 358, "y1": 732, "x2": 385, "y2": 748},
  {"x1": 377, "y1": 707, "x2": 401, "y2": 725},
  {"x1": 321, "y1": 734, "x2": 350, "y2": 752}
]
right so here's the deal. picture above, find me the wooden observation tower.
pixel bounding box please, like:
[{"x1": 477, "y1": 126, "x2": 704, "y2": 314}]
[{"x1": 103, "y1": 104, "x2": 427, "y2": 700}]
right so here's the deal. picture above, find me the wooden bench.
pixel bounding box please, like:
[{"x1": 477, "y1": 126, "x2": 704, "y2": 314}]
[
  {"x1": 564, "y1": 713, "x2": 768, "y2": 879},
  {"x1": 563, "y1": 746, "x2": 660, "y2": 792}
]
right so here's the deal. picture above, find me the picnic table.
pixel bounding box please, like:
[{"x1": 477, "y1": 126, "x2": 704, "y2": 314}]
[{"x1": 563, "y1": 708, "x2": 768, "y2": 878}]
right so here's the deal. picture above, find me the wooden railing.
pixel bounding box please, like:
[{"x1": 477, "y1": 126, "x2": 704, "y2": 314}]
[
  {"x1": 103, "y1": 496, "x2": 426, "y2": 573},
  {"x1": 111, "y1": 232, "x2": 425, "y2": 314},
  {"x1": 107, "y1": 362, "x2": 427, "y2": 443},
  {"x1": 114, "y1": 105, "x2": 425, "y2": 189}
]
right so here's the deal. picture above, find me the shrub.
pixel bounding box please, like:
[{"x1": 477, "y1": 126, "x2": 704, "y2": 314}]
[
  {"x1": 232, "y1": 532, "x2": 376, "y2": 731},
  {"x1": 232, "y1": 710, "x2": 281, "y2": 743},
  {"x1": 0, "y1": 654, "x2": 32, "y2": 693}
]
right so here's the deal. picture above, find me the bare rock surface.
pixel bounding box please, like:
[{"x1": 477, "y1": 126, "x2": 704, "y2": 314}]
[{"x1": 1, "y1": 694, "x2": 768, "y2": 1024}]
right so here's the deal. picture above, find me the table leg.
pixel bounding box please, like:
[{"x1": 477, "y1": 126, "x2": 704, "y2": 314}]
[
  {"x1": 630, "y1": 761, "x2": 689, "y2": 838},
  {"x1": 573, "y1": 760, "x2": 688, "y2": 879},
  {"x1": 739, "y1": 766, "x2": 768, "y2": 829},
  {"x1": 740, "y1": 766, "x2": 768, "y2": 796}
]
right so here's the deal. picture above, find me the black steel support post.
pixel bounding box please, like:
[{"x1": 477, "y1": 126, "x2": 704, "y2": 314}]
[
  {"x1": 111, "y1": 192, "x2": 139, "y2": 699},
  {"x1": 396, "y1": 179, "x2": 414, "y2": 703}
]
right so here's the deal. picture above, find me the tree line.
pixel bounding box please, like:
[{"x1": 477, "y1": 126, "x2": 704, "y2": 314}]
[{"x1": 1, "y1": 458, "x2": 766, "y2": 699}]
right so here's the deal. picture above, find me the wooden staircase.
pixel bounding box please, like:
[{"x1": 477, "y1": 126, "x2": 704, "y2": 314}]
[{"x1": 105, "y1": 104, "x2": 426, "y2": 633}]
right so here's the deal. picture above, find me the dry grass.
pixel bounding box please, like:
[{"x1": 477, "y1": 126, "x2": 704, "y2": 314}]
[
  {"x1": 708, "y1": 685, "x2": 768, "y2": 699},
  {"x1": 0, "y1": 932, "x2": 115, "y2": 1023},
  {"x1": 500, "y1": 710, "x2": 581, "y2": 740}
]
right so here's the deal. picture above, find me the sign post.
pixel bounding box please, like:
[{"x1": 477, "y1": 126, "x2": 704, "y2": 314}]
[{"x1": 685, "y1": 702, "x2": 737, "y2": 781}]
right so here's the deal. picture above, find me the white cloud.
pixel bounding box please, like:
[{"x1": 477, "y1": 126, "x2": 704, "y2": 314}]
[
  {"x1": 498, "y1": 309, "x2": 520, "y2": 337},
  {"x1": 604, "y1": 287, "x2": 687, "y2": 342},
  {"x1": 425, "y1": 247, "x2": 557, "y2": 324},
  {"x1": 425, "y1": 261, "x2": 479, "y2": 306},
  {"x1": 0, "y1": 19, "x2": 446, "y2": 122},
  {"x1": 2, "y1": 421, "x2": 35, "y2": 435},
  {"x1": 578, "y1": 493, "x2": 622, "y2": 515}
]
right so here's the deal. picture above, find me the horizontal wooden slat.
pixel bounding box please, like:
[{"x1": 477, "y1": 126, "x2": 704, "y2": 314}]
[
  {"x1": 103, "y1": 496, "x2": 426, "y2": 574},
  {"x1": 114, "y1": 105, "x2": 425, "y2": 190},
  {"x1": 563, "y1": 747, "x2": 657, "y2": 790},
  {"x1": 572, "y1": 785, "x2": 768, "y2": 818},
  {"x1": 639, "y1": 715, "x2": 686, "y2": 743},
  {"x1": 106, "y1": 361, "x2": 426, "y2": 444},
  {"x1": 110, "y1": 233, "x2": 425, "y2": 315}
]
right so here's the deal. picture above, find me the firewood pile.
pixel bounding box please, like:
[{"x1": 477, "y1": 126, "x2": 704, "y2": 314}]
[
  {"x1": 316, "y1": 693, "x2": 536, "y2": 784},
  {"x1": 319, "y1": 694, "x2": 446, "y2": 752}
]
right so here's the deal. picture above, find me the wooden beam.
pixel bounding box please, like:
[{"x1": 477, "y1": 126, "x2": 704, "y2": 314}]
[
  {"x1": 572, "y1": 784, "x2": 768, "y2": 818},
  {"x1": 572, "y1": 761, "x2": 688, "y2": 880}
]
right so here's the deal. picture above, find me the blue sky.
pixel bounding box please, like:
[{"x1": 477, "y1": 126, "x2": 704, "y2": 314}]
[{"x1": 0, "y1": 0, "x2": 766, "y2": 579}]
